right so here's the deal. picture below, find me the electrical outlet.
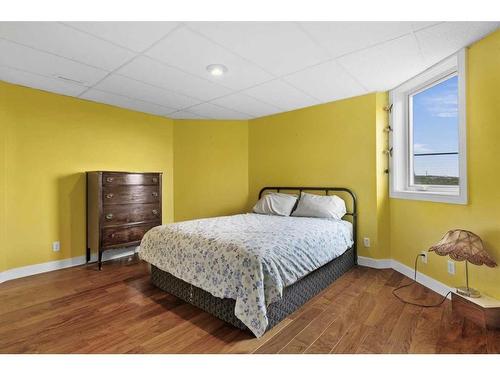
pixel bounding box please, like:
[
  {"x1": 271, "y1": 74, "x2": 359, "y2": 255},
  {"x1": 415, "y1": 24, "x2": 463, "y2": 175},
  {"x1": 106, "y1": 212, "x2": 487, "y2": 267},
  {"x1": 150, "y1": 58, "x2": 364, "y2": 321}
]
[
  {"x1": 52, "y1": 241, "x2": 60, "y2": 252},
  {"x1": 447, "y1": 260, "x2": 455, "y2": 275},
  {"x1": 420, "y1": 251, "x2": 428, "y2": 264},
  {"x1": 363, "y1": 237, "x2": 371, "y2": 247}
]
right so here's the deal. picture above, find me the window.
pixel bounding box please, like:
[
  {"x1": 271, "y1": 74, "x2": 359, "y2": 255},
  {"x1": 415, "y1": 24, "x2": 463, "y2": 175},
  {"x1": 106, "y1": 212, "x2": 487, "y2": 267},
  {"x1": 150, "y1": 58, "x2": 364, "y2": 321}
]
[
  {"x1": 410, "y1": 74, "x2": 459, "y2": 187},
  {"x1": 389, "y1": 50, "x2": 467, "y2": 204}
]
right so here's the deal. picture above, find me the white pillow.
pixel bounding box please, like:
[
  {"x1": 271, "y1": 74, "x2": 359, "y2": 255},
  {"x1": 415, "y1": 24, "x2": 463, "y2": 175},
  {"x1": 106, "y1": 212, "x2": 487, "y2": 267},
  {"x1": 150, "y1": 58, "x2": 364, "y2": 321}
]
[
  {"x1": 291, "y1": 192, "x2": 347, "y2": 219},
  {"x1": 253, "y1": 193, "x2": 298, "y2": 216}
]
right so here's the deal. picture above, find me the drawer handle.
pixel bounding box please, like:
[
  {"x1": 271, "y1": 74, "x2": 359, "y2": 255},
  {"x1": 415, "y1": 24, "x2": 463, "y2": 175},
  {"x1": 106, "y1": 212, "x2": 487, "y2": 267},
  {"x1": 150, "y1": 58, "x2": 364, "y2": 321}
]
[
  {"x1": 152, "y1": 191, "x2": 158, "y2": 197},
  {"x1": 152, "y1": 177, "x2": 158, "y2": 183},
  {"x1": 106, "y1": 177, "x2": 114, "y2": 183},
  {"x1": 105, "y1": 213, "x2": 114, "y2": 220},
  {"x1": 105, "y1": 193, "x2": 114, "y2": 199},
  {"x1": 152, "y1": 209, "x2": 158, "y2": 215}
]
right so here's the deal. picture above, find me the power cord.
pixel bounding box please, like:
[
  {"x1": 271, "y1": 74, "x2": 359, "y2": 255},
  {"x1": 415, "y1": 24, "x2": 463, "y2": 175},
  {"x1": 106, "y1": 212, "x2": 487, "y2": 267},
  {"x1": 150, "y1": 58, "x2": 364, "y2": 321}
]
[{"x1": 392, "y1": 253, "x2": 451, "y2": 307}]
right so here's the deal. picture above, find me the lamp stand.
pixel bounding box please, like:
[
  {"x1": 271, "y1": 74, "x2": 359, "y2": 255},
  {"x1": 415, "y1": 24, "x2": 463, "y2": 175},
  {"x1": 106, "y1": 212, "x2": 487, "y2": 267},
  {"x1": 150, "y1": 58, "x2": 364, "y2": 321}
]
[{"x1": 456, "y1": 260, "x2": 481, "y2": 298}]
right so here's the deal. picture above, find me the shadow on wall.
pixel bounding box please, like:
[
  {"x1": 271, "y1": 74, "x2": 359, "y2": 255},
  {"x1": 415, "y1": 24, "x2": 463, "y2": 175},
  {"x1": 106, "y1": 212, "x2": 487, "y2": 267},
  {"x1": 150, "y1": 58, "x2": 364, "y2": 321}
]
[
  {"x1": 57, "y1": 173, "x2": 86, "y2": 260},
  {"x1": 480, "y1": 228, "x2": 500, "y2": 271}
]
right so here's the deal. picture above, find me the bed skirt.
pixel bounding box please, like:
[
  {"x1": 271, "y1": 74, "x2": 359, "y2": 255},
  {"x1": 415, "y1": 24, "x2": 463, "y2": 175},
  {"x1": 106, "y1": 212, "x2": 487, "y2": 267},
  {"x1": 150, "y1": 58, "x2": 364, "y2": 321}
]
[{"x1": 150, "y1": 246, "x2": 355, "y2": 334}]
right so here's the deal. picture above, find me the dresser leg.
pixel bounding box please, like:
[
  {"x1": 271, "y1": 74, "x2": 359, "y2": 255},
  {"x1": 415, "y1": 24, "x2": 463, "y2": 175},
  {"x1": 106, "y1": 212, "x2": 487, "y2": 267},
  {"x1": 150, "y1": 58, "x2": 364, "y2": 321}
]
[{"x1": 98, "y1": 250, "x2": 103, "y2": 270}]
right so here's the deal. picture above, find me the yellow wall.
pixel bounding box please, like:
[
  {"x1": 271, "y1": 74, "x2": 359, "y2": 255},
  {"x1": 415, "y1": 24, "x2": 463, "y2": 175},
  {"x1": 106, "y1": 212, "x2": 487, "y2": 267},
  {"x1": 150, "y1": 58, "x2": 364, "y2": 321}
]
[
  {"x1": 375, "y1": 92, "x2": 391, "y2": 260},
  {"x1": 0, "y1": 90, "x2": 7, "y2": 271},
  {"x1": 248, "y1": 93, "x2": 390, "y2": 259},
  {"x1": 0, "y1": 82, "x2": 174, "y2": 271},
  {"x1": 173, "y1": 120, "x2": 248, "y2": 222},
  {"x1": 390, "y1": 30, "x2": 500, "y2": 299}
]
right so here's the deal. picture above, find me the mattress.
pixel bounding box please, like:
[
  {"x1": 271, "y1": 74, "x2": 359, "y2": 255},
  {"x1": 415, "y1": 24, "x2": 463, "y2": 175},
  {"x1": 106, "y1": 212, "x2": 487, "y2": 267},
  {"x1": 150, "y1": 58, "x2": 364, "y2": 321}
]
[{"x1": 139, "y1": 213, "x2": 353, "y2": 337}]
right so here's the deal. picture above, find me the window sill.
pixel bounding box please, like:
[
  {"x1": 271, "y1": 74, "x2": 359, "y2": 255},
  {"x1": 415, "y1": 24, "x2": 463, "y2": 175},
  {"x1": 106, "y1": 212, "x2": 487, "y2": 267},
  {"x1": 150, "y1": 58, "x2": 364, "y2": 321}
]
[{"x1": 390, "y1": 189, "x2": 468, "y2": 205}]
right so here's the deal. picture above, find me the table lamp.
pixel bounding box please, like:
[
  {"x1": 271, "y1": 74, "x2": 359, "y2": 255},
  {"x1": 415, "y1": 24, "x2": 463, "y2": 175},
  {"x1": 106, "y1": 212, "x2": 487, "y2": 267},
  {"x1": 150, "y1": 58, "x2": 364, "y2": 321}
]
[{"x1": 428, "y1": 229, "x2": 497, "y2": 298}]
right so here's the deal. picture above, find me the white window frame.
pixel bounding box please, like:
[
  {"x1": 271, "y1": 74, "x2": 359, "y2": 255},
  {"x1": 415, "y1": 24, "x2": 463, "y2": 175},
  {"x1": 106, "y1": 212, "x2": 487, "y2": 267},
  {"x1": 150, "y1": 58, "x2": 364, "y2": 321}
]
[{"x1": 389, "y1": 49, "x2": 467, "y2": 205}]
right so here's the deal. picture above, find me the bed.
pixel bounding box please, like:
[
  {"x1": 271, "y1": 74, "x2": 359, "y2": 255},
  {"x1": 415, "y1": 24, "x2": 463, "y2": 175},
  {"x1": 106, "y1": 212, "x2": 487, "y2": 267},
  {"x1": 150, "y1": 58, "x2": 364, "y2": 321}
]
[{"x1": 139, "y1": 187, "x2": 357, "y2": 337}]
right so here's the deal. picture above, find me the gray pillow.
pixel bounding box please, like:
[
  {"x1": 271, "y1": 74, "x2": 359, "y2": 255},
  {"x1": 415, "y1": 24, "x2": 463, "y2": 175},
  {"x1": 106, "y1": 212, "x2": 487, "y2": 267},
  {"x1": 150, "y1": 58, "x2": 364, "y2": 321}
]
[
  {"x1": 253, "y1": 193, "x2": 298, "y2": 216},
  {"x1": 292, "y1": 192, "x2": 346, "y2": 219}
]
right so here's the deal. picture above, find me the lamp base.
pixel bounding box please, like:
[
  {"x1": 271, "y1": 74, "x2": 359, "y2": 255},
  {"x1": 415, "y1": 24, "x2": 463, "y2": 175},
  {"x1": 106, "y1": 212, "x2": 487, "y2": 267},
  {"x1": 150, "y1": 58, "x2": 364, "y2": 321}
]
[{"x1": 456, "y1": 286, "x2": 481, "y2": 298}]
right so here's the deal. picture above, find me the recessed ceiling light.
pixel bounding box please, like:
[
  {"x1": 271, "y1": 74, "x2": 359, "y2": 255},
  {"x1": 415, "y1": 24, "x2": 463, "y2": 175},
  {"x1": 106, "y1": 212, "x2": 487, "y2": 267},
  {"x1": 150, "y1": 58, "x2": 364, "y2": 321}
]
[{"x1": 206, "y1": 64, "x2": 228, "y2": 77}]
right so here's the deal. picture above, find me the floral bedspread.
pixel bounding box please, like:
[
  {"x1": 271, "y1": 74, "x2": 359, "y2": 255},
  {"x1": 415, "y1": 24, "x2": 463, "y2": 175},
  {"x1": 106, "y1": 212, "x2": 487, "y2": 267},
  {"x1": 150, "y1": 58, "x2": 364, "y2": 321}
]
[{"x1": 138, "y1": 213, "x2": 353, "y2": 337}]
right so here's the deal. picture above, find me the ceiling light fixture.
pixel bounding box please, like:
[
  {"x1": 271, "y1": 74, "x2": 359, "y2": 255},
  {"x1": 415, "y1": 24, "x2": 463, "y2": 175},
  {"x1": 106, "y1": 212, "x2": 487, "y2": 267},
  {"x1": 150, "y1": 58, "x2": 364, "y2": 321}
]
[{"x1": 206, "y1": 64, "x2": 228, "y2": 77}]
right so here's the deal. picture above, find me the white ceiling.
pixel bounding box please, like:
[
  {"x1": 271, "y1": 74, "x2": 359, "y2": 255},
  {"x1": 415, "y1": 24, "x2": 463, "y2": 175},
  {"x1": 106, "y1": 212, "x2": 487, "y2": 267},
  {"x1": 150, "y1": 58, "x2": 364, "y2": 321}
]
[{"x1": 0, "y1": 22, "x2": 498, "y2": 120}]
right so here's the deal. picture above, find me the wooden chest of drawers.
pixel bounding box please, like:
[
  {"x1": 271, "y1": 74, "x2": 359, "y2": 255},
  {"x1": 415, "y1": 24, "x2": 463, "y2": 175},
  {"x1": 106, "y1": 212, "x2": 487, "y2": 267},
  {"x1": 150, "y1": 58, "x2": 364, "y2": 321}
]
[{"x1": 86, "y1": 171, "x2": 162, "y2": 269}]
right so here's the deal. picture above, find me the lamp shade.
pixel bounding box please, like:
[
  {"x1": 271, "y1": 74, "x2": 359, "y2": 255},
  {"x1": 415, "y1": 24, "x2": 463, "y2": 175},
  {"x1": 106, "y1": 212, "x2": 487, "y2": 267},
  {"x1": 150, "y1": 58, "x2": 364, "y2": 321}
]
[{"x1": 428, "y1": 229, "x2": 497, "y2": 267}]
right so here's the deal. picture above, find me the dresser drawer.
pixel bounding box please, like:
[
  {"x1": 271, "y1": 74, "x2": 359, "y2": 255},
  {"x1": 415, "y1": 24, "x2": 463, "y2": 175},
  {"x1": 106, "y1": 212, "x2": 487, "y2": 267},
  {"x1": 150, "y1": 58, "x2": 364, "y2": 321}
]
[
  {"x1": 102, "y1": 172, "x2": 160, "y2": 186},
  {"x1": 101, "y1": 222, "x2": 160, "y2": 248},
  {"x1": 102, "y1": 203, "x2": 161, "y2": 226},
  {"x1": 102, "y1": 185, "x2": 160, "y2": 205}
]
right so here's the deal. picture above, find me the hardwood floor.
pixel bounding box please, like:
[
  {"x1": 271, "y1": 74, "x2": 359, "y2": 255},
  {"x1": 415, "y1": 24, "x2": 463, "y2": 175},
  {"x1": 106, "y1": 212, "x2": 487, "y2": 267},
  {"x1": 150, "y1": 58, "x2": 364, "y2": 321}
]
[{"x1": 1, "y1": 256, "x2": 498, "y2": 354}]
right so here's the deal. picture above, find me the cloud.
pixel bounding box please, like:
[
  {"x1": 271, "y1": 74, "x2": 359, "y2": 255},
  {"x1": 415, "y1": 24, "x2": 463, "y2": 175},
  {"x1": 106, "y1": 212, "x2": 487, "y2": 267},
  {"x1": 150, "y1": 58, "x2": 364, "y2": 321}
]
[
  {"x1": 423, "y1": 93, "x2": 458, "y2": 118},
  {"x1": 417, "y1": 83, "x2": 458, "y2": 119},
  {"x1": 413, "y1": 143, "x2": 432, "y2": 153},
  {"x1": 435, "y1": 111, "x2": 458, "y2": 118}
]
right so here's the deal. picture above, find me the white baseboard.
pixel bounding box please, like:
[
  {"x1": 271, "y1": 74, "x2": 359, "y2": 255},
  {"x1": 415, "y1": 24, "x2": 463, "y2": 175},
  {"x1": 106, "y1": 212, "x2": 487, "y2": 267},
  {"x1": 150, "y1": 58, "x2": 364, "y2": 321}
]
[
  {"x1": 357, "y1": 256, "x2": 392, "y2": 269},
  {"x1": 88, "y1": 246, "x2": 139, "y2": 263},
  {"x1": 390, "y1": 259, "x2": 452, "y2": 298},
  {"x1": 0, "y1": 247, "x2": 139, "y2": 284},
  {"x1": 358, "y1": 256, "x2": 452, "y2": 298}
]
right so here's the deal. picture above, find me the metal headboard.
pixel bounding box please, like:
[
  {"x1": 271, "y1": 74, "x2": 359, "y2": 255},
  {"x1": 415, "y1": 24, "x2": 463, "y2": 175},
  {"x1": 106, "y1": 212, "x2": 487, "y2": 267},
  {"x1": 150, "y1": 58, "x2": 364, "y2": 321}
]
[{"x1": 258, "y1": 186, "x2": 357, "y2": 265}]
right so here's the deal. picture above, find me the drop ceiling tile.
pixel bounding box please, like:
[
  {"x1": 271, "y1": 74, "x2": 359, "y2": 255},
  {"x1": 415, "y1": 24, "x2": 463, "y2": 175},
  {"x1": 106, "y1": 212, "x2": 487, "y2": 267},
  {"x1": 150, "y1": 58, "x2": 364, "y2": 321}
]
[
  {"x1": 301, "y1": 21, "x2": 414, "y2": 58},
  {"x1": 187, "y1": 102, "x2": 252, "y2": 120},
  {"x1": 415, "y1": 22, "x2": 500, "y2": 65},
  {"x1": 0, "y1": 65, "x2": 88, "y2": 97},
  {"x1": 146, "y1": 26, "x2": 273, "y2": 90},
  {"x1": 81, "y1": 89, "x2": 176, "y2": 116},
  {"x1": 168, "y1": 110, "x2": 208, "y2": 120},
  {"x1": 243, "y1": 79, "x2": 319, "y2": 111},
  {"x1": 210, "y1": 93, "x2": 282, "y2": 117},
  {"x1": 187, "y1": 22, "x2": 329, "y2": 76},
  {"x1": 283, "y1": 60, "x2": 368, "y2": 102},
  {"x1": 0, "y1": 39, "x2": 107, "y2": 85},
  {"x1": 118, "y1": 56, "x2": 231, "y2": 101},
  {"x1": 337, "y1": 34, "x2": 426, "y2": 91},
  {"x1": 0, "y1": 22, "x2": 135, "y2": 71},
  {"x1": 64, "y1": 22, "x2": 179, "y2": 52},
  {"x1": 94, "y1": 74, "x2": 199, "y2": 109},
  {"x1": 411, "y1": 22, "x2": 442, "y2": 32}
]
